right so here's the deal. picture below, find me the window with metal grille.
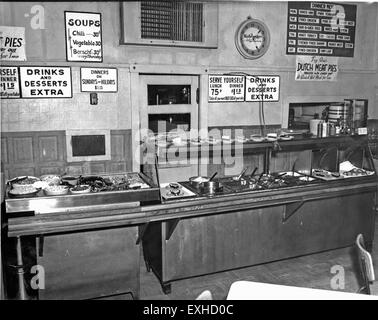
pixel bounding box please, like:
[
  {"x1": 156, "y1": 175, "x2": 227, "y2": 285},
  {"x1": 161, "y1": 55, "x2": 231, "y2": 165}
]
[{"x1": 141, "y1": 1, "x2": 203, "y2": 42}]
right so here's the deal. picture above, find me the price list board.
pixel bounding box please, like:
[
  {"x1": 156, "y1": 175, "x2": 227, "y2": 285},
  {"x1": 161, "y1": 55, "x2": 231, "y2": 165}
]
[{"x1": 286, "y1": 2, "x2": 357, "y2": 57}]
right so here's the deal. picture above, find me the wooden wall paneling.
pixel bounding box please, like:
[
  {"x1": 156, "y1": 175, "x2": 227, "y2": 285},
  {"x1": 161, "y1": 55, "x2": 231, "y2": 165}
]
[
  {"x1": 1, "y1": 138, "x2": 8, "y2": 165},
  {"x1": 65, "y1": 165, "x2": 83, "y2": 176},
  {"x1": 111, "y1": 134, "x2": 125, "y2": 161},
  {"x1": 38, "y1": 136, "x2": 59, "y2": 162},
  {"x1": 109, "y1": 162, "x2": 127, "y2": 173},
  {"x1": 13, "y1": 136, "x2": 34, "y2": 164},
  {"x1": 88, "y1": 162, "x2": 106, "y2": 174}
]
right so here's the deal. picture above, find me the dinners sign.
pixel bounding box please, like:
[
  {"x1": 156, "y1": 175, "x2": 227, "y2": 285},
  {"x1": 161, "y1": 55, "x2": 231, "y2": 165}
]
[
  {"x1": 19, "y1": 66, "x2": 72, "y2": 98},
  {"x1": 65, "y1": 11, "x2": 103, "y2": 62},
  {"x1": 80, "y1": 67, "x2": 117, "y2": 92}
]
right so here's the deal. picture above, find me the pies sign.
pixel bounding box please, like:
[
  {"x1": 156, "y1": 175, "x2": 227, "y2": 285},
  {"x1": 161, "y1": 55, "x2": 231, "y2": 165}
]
[{"x1": 0, "y1": 26, "x2": 26, "y2": 61}]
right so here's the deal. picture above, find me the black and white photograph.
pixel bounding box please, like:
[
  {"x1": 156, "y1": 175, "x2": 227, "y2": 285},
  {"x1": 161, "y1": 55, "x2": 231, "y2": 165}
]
[{"x1": 1, "y1": 0, "x2": 378, "y2": 311}]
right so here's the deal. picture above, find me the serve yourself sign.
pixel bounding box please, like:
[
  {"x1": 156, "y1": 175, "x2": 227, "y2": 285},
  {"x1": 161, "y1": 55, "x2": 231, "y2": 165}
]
[{"x1": 208, "y1": 75, "x2": 245, "y2": 102}]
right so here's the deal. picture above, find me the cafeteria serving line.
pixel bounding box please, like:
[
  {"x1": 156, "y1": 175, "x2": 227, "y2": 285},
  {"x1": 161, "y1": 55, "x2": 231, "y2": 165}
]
[{"x1": 1, "y1": 1, "x2": 378, "y2": 300}]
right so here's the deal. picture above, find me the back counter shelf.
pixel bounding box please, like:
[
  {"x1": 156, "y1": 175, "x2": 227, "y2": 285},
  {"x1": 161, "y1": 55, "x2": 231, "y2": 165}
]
[{"x1": 3, "y1": 135, "x2": 378, "y2": 299}]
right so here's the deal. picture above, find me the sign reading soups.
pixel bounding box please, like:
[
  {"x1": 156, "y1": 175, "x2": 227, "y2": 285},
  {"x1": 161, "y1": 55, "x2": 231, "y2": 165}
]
[
  {"x1": 20, "y1": 66, "x2": 72, "y2": 98},
  {"x1": 245, "y1": 76, "x2": 280, "y2": 102},
  {"x1": 0, "y1": 66, "x2": 20, "y2": 98},
  {"x1": 80, "y1": 67, "x2": 117, "y2": 92},
  {"x1": 65, "y1": 11, "x2": 102, "y2": 62},
  {"x1": 0, "y1": 26, "x2": 26, "y2": 61},
  {"x1": 208, "y1": 75, "x2": 245, "y2": 102}
]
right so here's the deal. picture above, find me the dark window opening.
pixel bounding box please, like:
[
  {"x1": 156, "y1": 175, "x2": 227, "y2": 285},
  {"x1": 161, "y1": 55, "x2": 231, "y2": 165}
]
[
  {"x1": 71, "y1": 135, "x2": 106, "y2": 157},
  {"x1": 148, "y1": 85, "x2": 191, "y2": 105}
]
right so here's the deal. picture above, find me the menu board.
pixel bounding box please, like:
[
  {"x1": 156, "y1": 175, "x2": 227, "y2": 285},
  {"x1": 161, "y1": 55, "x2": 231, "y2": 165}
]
[
  {"x1": 0, "y1": 26, "x2": 26, "y2": 61},
  {"x1": 65, "y1": 11, "x2": 103, "y2": 62},
  {"x1": 245, "y1": 76, "x2": 280, "y2": 102},
  {"x1": 80, "y1": 67, "x2": 117, "y2": 92},
  {"x1": 208, "y1": 75, "x2": 245, "y2": 102},
  {"x1": 0, "y1": 66, "x2": 20, "y2": 98},
  {"x1": 286, "y1": 2, "x2": 357, "y2": 57},
  {"x1": 19, "y1": 66, "x2": 72, "y2": 98}
]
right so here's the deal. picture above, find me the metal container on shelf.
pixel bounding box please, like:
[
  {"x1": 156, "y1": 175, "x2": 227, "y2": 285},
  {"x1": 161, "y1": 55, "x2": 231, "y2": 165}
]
[{"x1": 344, "y1": 99, "x2": 368, "y2": 133}]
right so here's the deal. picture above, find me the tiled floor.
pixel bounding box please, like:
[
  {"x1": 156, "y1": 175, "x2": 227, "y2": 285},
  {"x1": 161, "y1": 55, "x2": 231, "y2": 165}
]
[{"x1": 139, "y1": 218, "x2": 378, "y2": 300}]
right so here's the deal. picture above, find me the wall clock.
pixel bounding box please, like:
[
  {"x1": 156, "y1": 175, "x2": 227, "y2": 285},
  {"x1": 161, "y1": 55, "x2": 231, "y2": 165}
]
[{"x1": 235, "y1": 17, "x2": 270, "y2": 59}]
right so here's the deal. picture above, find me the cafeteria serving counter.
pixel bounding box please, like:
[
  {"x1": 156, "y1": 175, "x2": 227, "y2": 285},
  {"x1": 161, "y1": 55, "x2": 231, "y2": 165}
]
[{"x1": 2, "y1": 135, "x2": 378, "y2": 299}]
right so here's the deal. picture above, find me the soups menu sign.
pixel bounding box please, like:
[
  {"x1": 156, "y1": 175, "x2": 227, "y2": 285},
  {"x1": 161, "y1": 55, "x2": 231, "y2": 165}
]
[
  {"x1": 65, "y1": 11, "x2": 103, "y2": 62},
  {"x1": 19, "y1": 66, "x2": 72, "y2": 98},
  {"x1": 286, "y1": 2, "x2": 357, "y2": 57}
]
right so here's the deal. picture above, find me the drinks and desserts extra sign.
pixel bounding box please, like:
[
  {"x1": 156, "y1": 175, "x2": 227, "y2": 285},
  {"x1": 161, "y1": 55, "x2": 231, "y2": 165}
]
[
  {"x1": 65, "y1": 11, "x2": 103, "y2": 62},
  {"x1": 19, "y1": 66, "x2": 72, "y2": 98}
]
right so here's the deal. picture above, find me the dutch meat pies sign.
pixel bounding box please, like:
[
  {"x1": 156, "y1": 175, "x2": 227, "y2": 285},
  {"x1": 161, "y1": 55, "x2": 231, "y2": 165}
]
[{"x1": 19, "y1": 66, "x2": 72, "y2": 98}]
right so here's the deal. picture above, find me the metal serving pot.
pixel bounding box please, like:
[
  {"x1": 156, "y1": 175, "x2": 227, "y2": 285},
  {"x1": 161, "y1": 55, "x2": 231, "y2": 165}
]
[
  {"x1": 201, "y1": 180, "x2": 223, "y2": 194},
  {"x1": 189, "y1": 176, "x2": 209, "y2": 188}
]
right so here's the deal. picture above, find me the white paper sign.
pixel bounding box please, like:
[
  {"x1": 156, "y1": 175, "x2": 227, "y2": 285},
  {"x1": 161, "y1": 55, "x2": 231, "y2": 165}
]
[
  {"x1": 0, "y1": 66, "x2": 20, "y2": 98},
  {"x1": 80, "y1": 67, "x2": 117, "y2": 92},
  {"x1": 295, "y1": 56, "x2": 338, "y2": 81},
  {"x1": 20, "y1": 66, "x2": 72, "y2": 98},
  {"x1": 65, "y1": 11, "x2": 102, "y2": 62},
  {"x1": 245, "y1": 76, "x2": 280, "y2": 102},
  {"x1": 0, "y1": 26, "x2": 26, "y2": 61},
  {"x1": 208, "y1": 75, "x2": 245, "y2": 102}
]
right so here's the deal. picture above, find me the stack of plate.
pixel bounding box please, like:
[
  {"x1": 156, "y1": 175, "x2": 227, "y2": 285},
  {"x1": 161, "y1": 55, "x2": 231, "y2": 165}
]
[{"x1": 328, "y1": 103, "x2": 349, "y2": 123}]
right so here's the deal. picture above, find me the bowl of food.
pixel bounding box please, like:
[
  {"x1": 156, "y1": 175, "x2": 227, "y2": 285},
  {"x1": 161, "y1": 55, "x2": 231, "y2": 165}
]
[
  {"x1": 61, "y1": 176, "x2": 78, "y2": 186},
  {"x1": 70, "y1": 184, "x2": 91, "y2": 194},
  {"x1": 9, "y1": 185, "x2": 40, "y2": 198},
  {"x1": 40, "y1": 174, "x2": 61, "y2": 186},
  {"x1": 11, "y1": 176, "x2": 41, "y2": 189},
  {"x1": 44, "y1": 185, "x2": 69, "y2": 196}
]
